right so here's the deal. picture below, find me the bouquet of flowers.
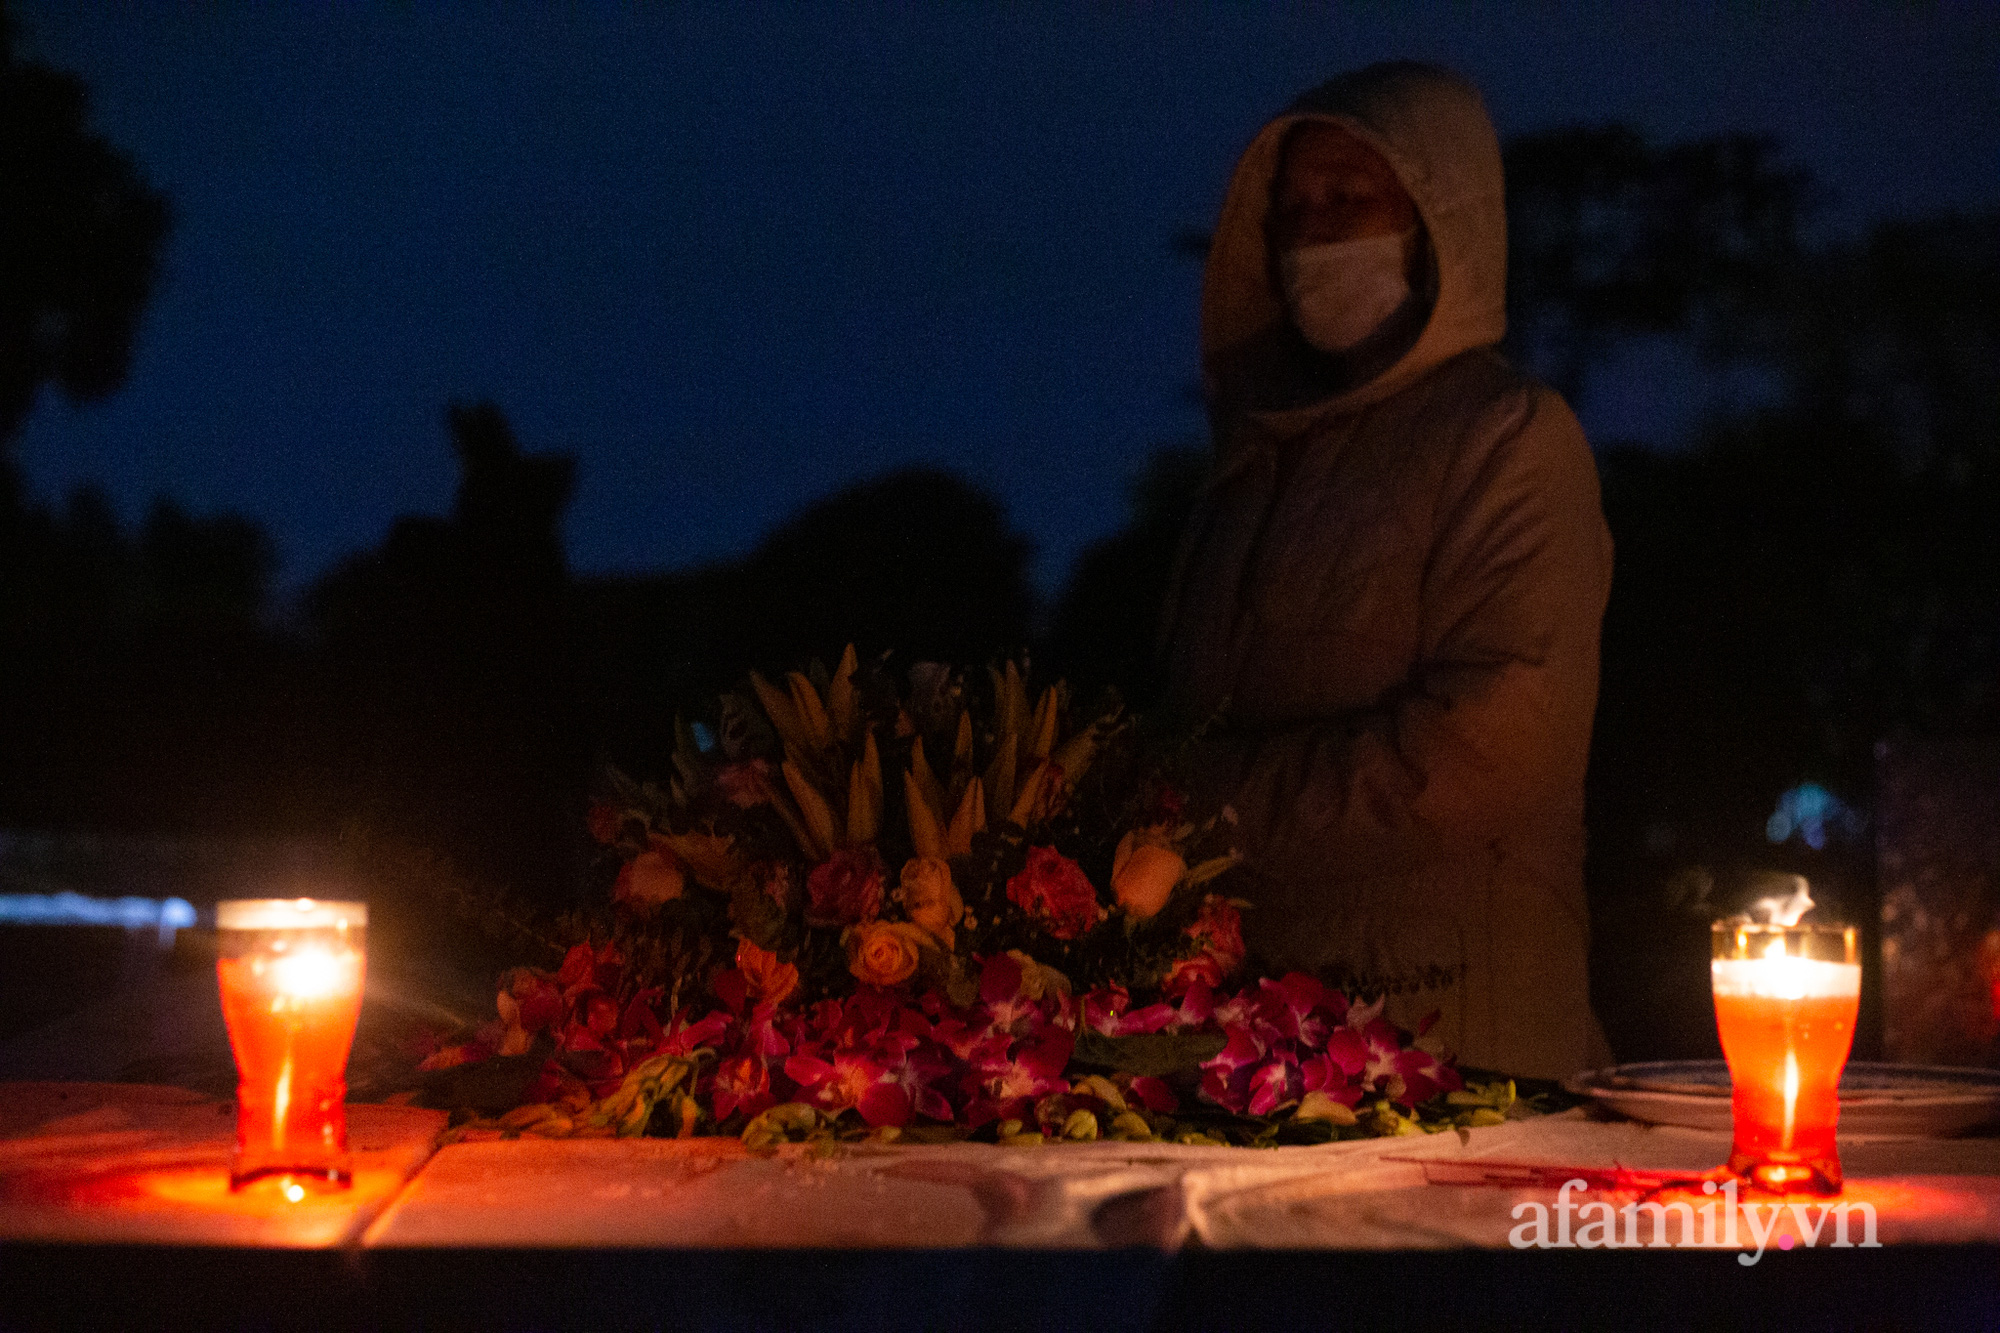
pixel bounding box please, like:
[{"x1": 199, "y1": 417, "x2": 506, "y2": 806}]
[{"x1": 420, "y1": 647, "x2": 1512, "y2": 1146}]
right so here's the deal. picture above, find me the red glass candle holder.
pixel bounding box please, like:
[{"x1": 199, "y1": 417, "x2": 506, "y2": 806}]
[
  {"x1": 216, "y1": 899, "x2": 367, "y2": 1194},
  {"x1": 1711, "y1": 920, "x2": 1860, "y2": 1195}
]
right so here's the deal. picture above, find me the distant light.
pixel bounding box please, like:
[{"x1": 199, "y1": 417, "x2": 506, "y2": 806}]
[
  {"x1": 692, "y1": 721, "x2": 717, "y2": 753},
  {"x1": 0, "y1": 893, "x2": 197, "y2": 945},
  {"x1": 1765, "y1": 784, "x2": 1866, "y2": 851}
]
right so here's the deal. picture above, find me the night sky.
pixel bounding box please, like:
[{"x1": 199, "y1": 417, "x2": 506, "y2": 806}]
[{"x1": 11, "y1": 4, "x2": 2000, "y2": 602}]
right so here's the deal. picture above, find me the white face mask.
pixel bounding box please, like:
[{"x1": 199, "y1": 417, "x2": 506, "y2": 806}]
[{"x1": 1279, "y1": 230, "x2": 1415, "y2": 354}]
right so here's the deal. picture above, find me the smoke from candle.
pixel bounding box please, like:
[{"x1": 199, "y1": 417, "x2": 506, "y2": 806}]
[{"x1": 1742, "y1": 874, "x2": 1815, "y2": 927}]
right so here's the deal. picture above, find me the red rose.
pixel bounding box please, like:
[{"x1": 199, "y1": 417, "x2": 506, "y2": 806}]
[
  {"x1": 1186, "y1": 894, "x2": 1245, "y2": 972},
  {"x1": 1161, "y1": 893, "x2": 1245, "y2": 996},
  {"x1": 806, "y1": 847, "x2": 885, "y2": 926},
  {"x1": 1005, "y1": 845, "x2": 1103, "y2": 940}
]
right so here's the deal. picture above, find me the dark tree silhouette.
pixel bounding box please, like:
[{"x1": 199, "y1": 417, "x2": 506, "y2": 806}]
[
  {"x1": 574, "y1": 466, "x2": 1037, "y2": 778},
  {"x1": 1, "y1": 2, "x2": 183, "y2": 836},
  {"x1": 0, "y1": 481, "x2": 287, "y2": 834},
  {"x1": 730, "y1": 467, "x2": 1034, "y2": 673},
  {"x1": 137, "y1": 501, "x2": 274, "y2": 629},
  {"x1": 1535, "y1": 141, "x2": 2000, "y2": 1061},
  {"x1": 1040, "y1": 445, "x2": 1207, "y2": 707},
  {"x1": 0, "y1": 2, "x2": 170, "y2": 443},
  {"x1": 309, "y1": 403, "x2": 583, "y2": 906},
  {"x1": 1501, "y1": 125, "x2": 1810, "y2": 404}
]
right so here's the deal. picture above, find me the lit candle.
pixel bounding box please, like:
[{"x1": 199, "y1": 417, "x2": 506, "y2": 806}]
[
  {"x1": 1711, "y1": 919, "x2": 1859, "y2": 1195},
  {"x1": 216, "y1": 898, "x2": 367, "y2": 1194}
]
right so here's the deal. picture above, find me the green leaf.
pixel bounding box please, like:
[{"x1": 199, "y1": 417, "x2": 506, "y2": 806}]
[
  {"x1": 1070, "y1": 1027, "x2": 1225, "y2": 1077},
  {"x1": 1107, "y1": 1111, "x2": 1154, "y2": 1142},
  {"x1": 742, "y1": 1102, "x2": 820, "y2": 1152},
  {"x1": 1294, "y1": 1090, "x2": 1358, "y2": 1126}
]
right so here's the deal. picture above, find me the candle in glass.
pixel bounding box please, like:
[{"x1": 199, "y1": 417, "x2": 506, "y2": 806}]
[
  {"x1": 216, "y1": 898, "x2": 367, "y2": 1194},
  {"x1": 1711, "y1": 919, "x2": 1859, "y2": 1195}
]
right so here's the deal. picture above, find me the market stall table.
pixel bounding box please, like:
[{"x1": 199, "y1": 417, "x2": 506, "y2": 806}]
[{"x1": 4, "y1": 1080, "x2": 1998, "y2": 1329}]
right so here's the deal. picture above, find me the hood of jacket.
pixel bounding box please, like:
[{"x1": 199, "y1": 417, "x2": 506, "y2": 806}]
[{"x1": 1202, "y1": 62, "x2": 1508, "y2": 435}]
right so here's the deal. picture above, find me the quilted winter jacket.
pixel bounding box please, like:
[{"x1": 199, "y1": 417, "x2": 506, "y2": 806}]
[{"x1": 1161, "y1": 63, "x2": 1614, "y2": 1079}]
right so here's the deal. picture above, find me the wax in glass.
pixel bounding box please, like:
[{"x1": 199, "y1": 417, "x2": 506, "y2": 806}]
[
  {"x1": 1711, "y1": 921, "x2": 1859, "y2": 1195},
  {"x1": 216, "y1": 898, "x2": 367, "y2": 1193}
]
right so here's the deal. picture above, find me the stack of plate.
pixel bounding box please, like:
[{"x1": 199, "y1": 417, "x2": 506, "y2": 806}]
[{"x1": 1564, "y1": 1062, "x2": 2000, "y2": 1138}]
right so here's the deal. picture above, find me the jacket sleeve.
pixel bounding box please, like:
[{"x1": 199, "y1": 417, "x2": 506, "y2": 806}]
[{"x1": 1214, "y1": 385, "x2": 1613, "y2": 877}]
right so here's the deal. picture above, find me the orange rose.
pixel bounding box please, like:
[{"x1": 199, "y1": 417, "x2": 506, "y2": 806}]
[
  {"x1": 899, "y1": 857, "x2": 963, "y2": 950},
  {"x1": 1111, "y1": 830, "x2": 1185, "y2": 921},
  {"x1": 614, "y1": 843, "x2": 685, "y2": 915},
  {"x1": 736, "y1": 938, "x2": 799, "y2": 1009},
  {"x1": 847, "y1": 921, "x2": 930, "y2": 987}
]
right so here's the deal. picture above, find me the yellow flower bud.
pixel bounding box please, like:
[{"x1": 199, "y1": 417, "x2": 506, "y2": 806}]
[
  {"x1": 1111, "y1": 830, "x2": 1185, "y2": 921},
  {"x1": 899, "y1": 856, "x2": 963, "y2": 950}
]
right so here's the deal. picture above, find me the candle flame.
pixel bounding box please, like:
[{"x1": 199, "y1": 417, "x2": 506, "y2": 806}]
[
  {"x1": 1782, "y1": 1049, "x2": 1799, "y2": 1150},
  {"x1": 274, "y1": 1056, "x2": 292, "y2": 1152},
  {"x1": 271, "y1": 948, "x2": 348, "y2": 999},
  {"x1": 1711, "y1": 956, "x2": 1860, "y2": 1000}
]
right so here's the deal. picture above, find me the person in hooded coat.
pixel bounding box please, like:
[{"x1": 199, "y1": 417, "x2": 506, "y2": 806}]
[{"x1": 1160, "y1": 62, "x2": 1614, "y2": 1080}]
